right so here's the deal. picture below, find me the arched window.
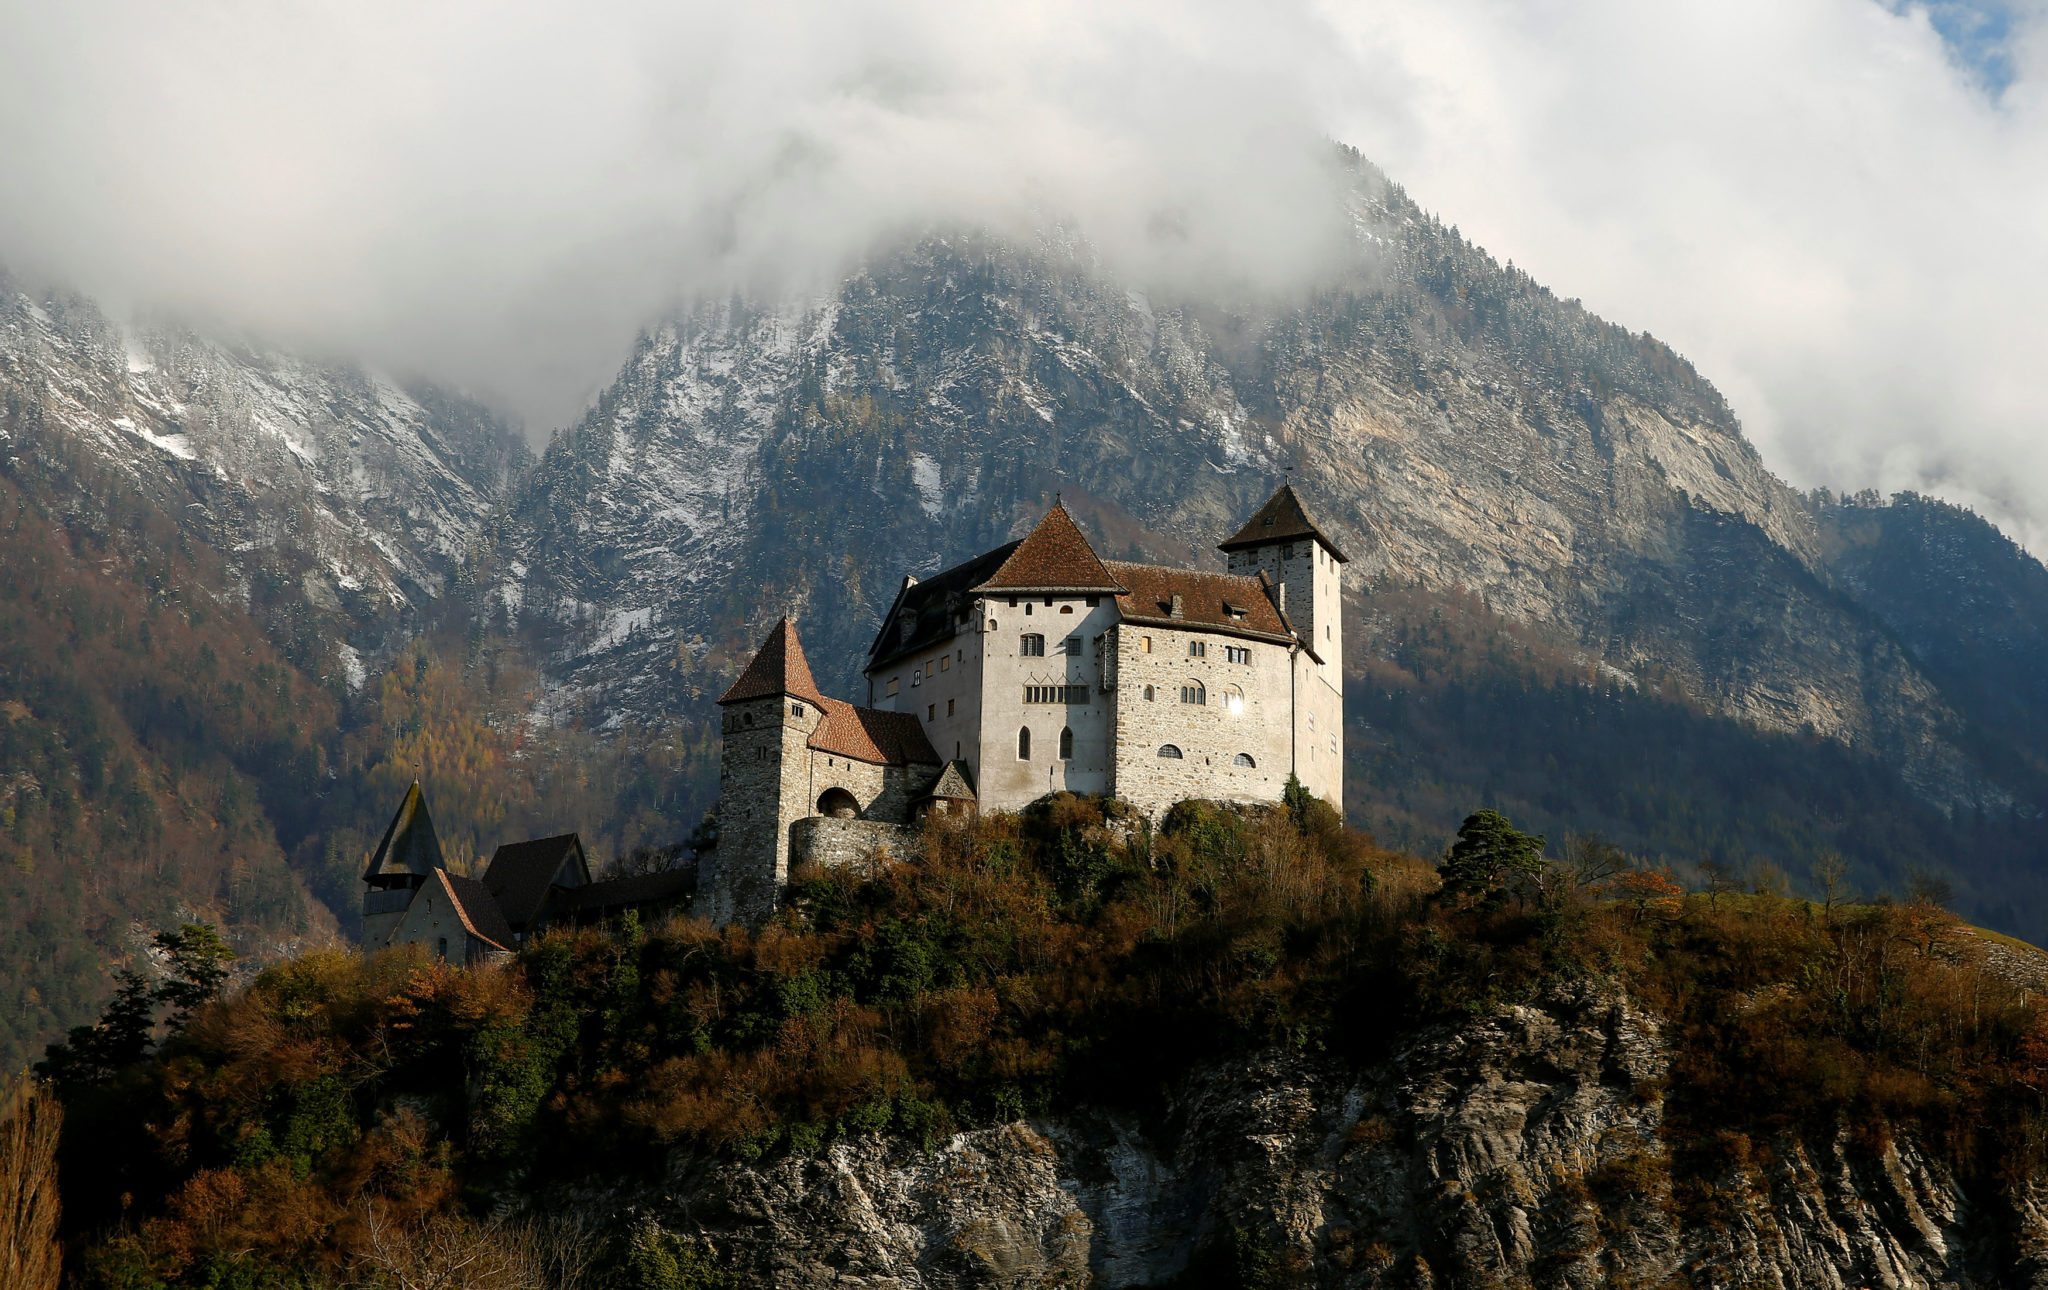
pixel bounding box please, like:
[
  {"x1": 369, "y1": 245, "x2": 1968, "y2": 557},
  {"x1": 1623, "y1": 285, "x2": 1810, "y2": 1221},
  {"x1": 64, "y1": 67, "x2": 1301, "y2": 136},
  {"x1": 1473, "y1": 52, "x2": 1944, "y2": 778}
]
[
  {"x1": 1018, "y1": 727, "x2": 1031, "y2": 760},
  {"x1": 1059, "y1": 727, "x2": 1074, "y2": 759},
  {"x1": 1221, "y1": 685, "x2": 1244, "y2": 714},
  {"x1": 1020, "y1": 633, "x2": 1045, "y2": 656},
  {"x1": 1060, "y1": 604, "x2": 1074, "y2": 614},
  {"x1": 1180, "y1": 682, "x2": 1205, "y2": 705},
  {"x1": 1233, "y1": 753, "x2": 1256, "y2": 768},
  {"x1": 1157, "y1": 744, "x2": 1183, "y2": 759},
  {"x1": 1143, "y1": 684, "x2": 1154, "y2": 701}
]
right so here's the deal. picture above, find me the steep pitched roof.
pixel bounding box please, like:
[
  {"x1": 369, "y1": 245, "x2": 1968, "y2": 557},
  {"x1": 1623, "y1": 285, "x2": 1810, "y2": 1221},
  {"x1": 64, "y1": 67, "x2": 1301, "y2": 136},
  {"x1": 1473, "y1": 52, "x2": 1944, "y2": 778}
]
[
  {"x1": 808, "y1": 698, "x2": 940, "y2": 766},
  {"x1": 433, "y1": 869, "x2": 516, "y2": 952},
  {"x1": 362, "y1": 781, "x2": 446, "y2": 884},
  {"x1": 482, "y1": 833, "x2": 591, "y2": 932},
  {"x1": 971, "y1": 505, "x2": 1126, "y2": 593},
  {"x1": 920, "y1": 760, "x2": 978, "y2": 803},
  {"x1": 719, "y1": 618, "x2": 830, "y2": 706},
  {"x1": 1218, "y1": 484, "x2": 1350, "y2": 562},
  {"x1": 865, "y1": 542, "x2": 1021, "y2": 671},
  {"x1": 1103, "y1": 562, "x2": 1295, "y2": 642}
]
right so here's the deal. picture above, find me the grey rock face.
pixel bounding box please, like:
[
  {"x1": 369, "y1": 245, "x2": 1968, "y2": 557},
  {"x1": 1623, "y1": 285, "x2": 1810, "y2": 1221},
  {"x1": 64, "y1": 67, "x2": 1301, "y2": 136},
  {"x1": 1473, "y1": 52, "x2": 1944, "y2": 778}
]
[
  {"x1": 0, "y1": 275, "x2": 527, "y2": 678},
  {"x1": 629, "y1": 983, "x2": 2038, "y2": 1288},
  {"x1": 493, "y1": 162, "x2": 2026, "y2": 813}
]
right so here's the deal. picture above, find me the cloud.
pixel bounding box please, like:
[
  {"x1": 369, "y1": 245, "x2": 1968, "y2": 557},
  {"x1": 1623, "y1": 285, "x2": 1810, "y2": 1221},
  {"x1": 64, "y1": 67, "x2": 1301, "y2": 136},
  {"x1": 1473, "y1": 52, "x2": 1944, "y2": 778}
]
[
  {"x1": 2, "y1": 1, "x2": 2046, "y2": 549},
  {"x1": 1318, "y1": 0, "x2": 2048, "y2": 547},
  {"x1": 0, "y1": 2, "x2": 1358, "y2": 431}
]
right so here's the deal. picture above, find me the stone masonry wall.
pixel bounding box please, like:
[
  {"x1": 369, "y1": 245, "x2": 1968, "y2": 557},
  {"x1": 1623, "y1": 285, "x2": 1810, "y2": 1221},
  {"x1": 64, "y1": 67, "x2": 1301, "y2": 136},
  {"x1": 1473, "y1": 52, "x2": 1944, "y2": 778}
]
[
  {"x1": 1109, "y1": 623, "x2": 1296, "y2": 818},
  {"x1": 789, "y1": 816, "x2": 918, "y2": 872}
]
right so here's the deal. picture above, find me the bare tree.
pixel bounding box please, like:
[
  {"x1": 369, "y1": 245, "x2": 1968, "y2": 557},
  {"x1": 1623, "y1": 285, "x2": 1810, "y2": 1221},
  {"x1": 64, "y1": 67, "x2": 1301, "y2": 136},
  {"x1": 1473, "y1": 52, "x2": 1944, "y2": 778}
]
[
  {"x1": 0, "y1": 1076, "x2": 62, "y2": 1290},
  {"x1": 1562, "y1": 831, "x2": 1636, "y2": 890},
  {"x1": 1698, "y1": 859, "x2": 1742, "y2": 906},
  {"x1": 1811, "y1": 851, "x2": 1850, "y2": 919},
  {"x1": 349, "y1": 1204, "x2": 543, "y2": 1290}
]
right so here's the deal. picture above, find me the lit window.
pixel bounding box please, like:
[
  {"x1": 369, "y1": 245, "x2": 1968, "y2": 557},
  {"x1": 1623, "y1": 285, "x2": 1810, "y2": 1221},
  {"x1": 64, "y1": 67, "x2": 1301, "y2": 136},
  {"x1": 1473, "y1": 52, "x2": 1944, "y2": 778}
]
[
  {"x1": 1021, "y1": 634, "x2": 1046, "y2": 657},
  {"x1": 1221, "y1": 686, "x2": 1244, "y2": 714},
  {"x1": 1018, "y1": 727, "x2": 1031, "y2": 760},
  {"x1": 886, "y1": 678, "x2": 899, "y2": 696},
  {"x1": 1157, "y1": 744, "x2": 1183, "y2": 759},
  {"x1": 939, "y1": 655, "x2": 949, "y2": 672},
  {"x1": 1141, "y1": 636, "x2": 1153, "y2": 653},
  {"x1": 1181, "y1": 683, "x2": 1206, "y2": 705},
  {"x1": 1234, "y1": 753, "x2": 1256, "y2": 768},
  {"x1": 1059, "y1": 727, "x2": 1074, "y2": 759},
  {"x1": 1188, "y1": 641, "x2": 1207, "y2": 658}
]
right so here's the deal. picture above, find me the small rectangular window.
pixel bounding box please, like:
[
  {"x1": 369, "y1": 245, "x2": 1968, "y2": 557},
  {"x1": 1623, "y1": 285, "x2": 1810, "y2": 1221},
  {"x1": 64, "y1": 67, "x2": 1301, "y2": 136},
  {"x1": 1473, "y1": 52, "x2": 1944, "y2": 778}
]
[
  {"x1": 1063, "y1": 636, "x2": 1081, "y2": 655},
  {"x1": 947, "y1": 699, "x2": 955, "y2": 716},
  {"x1": 1141, "y1": 636, "x2": 1152, "y2": 653},
  {"x1": 939, "y1": 655, "x2": 949, "y2": 672},
  {"x1": 1021, "y1": 634, "x2": 1046, "y2": 657},
  {"x1": 886, "y1": 678, "x2": 899, "y2": 696},
  {"x1": 928, "y1": 704, "x2": 936, "y2": 720}
]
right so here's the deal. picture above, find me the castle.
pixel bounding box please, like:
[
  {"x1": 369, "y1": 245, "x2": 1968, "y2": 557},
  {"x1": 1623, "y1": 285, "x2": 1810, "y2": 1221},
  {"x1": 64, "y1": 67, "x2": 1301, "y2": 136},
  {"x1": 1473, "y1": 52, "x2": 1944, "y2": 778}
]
[{"x1": 697, "y1": 484, "x2": 1347, "y2": 923}]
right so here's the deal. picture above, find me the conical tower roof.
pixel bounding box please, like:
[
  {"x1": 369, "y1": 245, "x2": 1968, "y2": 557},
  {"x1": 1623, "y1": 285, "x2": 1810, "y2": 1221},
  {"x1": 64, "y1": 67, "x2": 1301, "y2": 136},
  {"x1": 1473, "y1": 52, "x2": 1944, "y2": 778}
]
[
  {"x1": 719, "y1": 617, "x2": 829, "y2": 706},
  {"x1": 1218, "y1": 484, "x2": 1349, "y2": 562},
  {"x1": 361, "y1": 781, "x2": 447, "y2": 884},
  {"x1": 971, "y1": 504, "x2": 1125, "y2": 593}
]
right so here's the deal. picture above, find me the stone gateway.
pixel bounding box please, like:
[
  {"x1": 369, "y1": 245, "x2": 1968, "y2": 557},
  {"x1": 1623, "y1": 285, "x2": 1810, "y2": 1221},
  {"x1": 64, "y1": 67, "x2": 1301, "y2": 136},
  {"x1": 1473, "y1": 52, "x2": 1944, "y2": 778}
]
[{"x1": 697, "y1": 485, "x2": 1346, "y2": 924}]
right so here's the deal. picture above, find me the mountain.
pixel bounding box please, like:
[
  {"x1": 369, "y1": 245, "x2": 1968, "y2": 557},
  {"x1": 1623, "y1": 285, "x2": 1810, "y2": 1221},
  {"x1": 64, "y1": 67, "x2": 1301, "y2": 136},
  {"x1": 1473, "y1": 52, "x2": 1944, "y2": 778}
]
[
  {"x1": 487, "y1": 153, "x2": 2047, "y2": 927},
  {"x1": 6, "y1": 146, "x2": 2048, "y2": 1072}
]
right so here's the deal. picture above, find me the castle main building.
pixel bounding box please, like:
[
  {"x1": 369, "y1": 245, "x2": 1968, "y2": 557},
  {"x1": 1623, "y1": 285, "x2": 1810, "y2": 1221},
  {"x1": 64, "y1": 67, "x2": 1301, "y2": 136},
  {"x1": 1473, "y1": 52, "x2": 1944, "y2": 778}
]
[{"x1": 699, "y1": 484, "x2": 1346, "y2": 923}]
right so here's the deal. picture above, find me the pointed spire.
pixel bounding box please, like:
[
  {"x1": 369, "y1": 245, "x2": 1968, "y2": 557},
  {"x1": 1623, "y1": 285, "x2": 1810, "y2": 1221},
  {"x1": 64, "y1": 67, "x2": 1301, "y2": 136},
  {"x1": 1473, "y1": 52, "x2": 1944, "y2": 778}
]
[
  {"x1": 972, "y1": 503, "x2": 1126, "y2": 593},
  {"x1": 1218, "y1": 483, "x2": 1350, "y2": 562},
  {"x1": 718, "y1": 617, "x2": 829, "y2": 706},
  {"x1": 362, "y1": 780, "x2": 447, "y2": 884}
]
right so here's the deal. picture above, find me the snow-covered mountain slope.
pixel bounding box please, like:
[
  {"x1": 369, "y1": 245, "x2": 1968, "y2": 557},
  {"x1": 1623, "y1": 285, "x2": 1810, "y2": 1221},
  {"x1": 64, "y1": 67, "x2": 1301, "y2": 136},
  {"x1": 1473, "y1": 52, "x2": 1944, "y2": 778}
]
[
  {"x1": 487, "y1": 157, "x2": 2005, "y2": 814},
  {"x1": 0, "y1": 275, "x2": 527, "y2": 678}
]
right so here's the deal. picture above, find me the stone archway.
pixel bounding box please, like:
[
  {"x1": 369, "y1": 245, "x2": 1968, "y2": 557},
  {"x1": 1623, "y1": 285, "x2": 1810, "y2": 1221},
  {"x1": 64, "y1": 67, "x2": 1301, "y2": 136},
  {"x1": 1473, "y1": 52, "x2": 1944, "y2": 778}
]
[{"x1": 817, "y1": 787, "x2": 861, "y2": 820}]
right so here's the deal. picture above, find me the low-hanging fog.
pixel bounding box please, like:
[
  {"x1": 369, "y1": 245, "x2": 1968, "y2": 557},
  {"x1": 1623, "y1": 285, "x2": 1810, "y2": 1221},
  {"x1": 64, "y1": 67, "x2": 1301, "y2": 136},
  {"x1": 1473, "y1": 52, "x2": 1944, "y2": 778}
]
[{"x1": 1, "y1": 0, "x2": 2044, "y2": 546}]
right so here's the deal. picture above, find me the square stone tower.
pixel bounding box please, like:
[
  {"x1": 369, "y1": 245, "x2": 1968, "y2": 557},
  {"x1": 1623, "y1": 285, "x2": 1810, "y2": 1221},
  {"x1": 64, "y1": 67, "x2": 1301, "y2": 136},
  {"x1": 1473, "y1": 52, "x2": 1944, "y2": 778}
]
[{"x1": 703, "y1": 618, "x2": 830, "y2": 925}]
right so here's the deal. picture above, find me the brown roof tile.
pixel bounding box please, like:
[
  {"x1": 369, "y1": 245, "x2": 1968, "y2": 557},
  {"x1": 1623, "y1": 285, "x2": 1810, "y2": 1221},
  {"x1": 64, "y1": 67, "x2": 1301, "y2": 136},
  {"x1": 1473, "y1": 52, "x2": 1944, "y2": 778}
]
[
  {"x1": 434, "y1": 869, "x2": 516, "y2": 952},
  {"x1": 1218, "y1": 484, "x2": 1350, "y2": 561},
  {"x1": 1104, "y1": 562, "x2": 1294, "y2": 641},
  {"x1": 972, "y1": 505, "x2": 1126, "y2": 593},
  {"x1": 809, "y1": 698, "x2": 940, "y2": 766},
  {"x1": 482, "y1": 833, "x2": 591, "y2": 932},
  {"x1": 719, "y1": 618, "x2": 830, "y2": 706}
]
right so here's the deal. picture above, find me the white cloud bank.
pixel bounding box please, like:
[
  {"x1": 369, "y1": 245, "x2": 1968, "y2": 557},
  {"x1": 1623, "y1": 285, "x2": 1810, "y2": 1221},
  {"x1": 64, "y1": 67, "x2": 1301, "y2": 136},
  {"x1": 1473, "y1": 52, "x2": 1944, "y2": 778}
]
[{"x1": 1, "y1": 1, "x2": 2044, "y2": 545}]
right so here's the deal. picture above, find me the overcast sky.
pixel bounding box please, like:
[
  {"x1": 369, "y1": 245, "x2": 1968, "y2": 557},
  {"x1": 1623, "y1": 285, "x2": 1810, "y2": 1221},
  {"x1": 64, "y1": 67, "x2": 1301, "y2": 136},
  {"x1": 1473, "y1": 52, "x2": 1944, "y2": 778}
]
[{"x1": 1, "y1": 1, "x2": 2043, "y2": 546}]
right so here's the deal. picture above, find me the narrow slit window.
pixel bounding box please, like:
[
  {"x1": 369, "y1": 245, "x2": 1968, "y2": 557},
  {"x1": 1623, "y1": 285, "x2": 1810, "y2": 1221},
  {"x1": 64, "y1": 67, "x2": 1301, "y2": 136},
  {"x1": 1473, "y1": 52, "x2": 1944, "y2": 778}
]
[
  {"x1": 1058, "y1": 727, "x2": 1074, "y2": 759},
  {"x1": 1018, "y1": 727, "x2": 1031, "y2": 760}
]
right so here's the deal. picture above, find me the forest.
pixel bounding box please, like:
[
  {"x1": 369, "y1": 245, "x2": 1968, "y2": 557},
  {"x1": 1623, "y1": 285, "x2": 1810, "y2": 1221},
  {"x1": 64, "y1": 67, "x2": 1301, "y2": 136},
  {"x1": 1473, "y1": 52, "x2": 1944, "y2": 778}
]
[{"x1": 10, "y1": 790, "x2": 2048, "y2": 1287}]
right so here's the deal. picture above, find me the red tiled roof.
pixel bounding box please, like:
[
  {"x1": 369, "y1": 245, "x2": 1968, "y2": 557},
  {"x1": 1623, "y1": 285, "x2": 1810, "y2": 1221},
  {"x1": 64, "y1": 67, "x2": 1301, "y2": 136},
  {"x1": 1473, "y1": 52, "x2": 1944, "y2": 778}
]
[
  {"x1": 972, "y1": 505, "x2": 1126, "y2": 593},
  {"x1": 719, "y1": 618, "x2": 830, "y2": 706},
  {"x1": 1104, "y1": 562, "x2": 1294, "y2": 641},
  {"x1": 1218, "y1": 484, "x2": 1350, "y2": 562},
  {"x1": 809, "y1": 697, "x2": 940, "y2": 766}
]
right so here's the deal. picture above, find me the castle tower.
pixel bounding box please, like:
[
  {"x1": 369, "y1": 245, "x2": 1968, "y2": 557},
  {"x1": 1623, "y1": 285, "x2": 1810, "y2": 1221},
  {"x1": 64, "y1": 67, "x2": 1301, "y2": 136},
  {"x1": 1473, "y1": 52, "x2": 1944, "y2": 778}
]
[
  {"x1": 1219, "y1": 484, "x2": 1349, "y2": 807},
  {"x1": 705, "y1": 618, "x2": 830, "y2": 924},
  {"x1": 361, "y1": 781, "x2": 447, "y2": 948}
]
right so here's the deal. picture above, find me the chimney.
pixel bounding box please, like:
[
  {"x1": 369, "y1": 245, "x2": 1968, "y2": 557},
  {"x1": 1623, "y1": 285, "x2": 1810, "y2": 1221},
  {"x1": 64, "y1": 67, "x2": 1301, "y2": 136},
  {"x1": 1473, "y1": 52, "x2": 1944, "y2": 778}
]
[{"x1": 1169, "y1": 593, "x2": 1184, "y2": 619}]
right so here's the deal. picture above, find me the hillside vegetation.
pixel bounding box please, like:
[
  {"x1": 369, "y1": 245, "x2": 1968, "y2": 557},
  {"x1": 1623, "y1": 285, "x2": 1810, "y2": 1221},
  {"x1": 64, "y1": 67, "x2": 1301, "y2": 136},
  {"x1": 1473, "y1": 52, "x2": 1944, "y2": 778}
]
[{"x1": 32, "y1": 794, "x2": 2048, "y2": 1289}]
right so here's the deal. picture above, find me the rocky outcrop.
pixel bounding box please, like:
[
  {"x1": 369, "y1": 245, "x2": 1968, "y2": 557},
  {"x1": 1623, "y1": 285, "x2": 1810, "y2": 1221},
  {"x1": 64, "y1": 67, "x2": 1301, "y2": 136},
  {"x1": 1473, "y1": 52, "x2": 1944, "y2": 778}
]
[{"x1": 617, "y1": 982, "x2": 2040, "y2": 1288}]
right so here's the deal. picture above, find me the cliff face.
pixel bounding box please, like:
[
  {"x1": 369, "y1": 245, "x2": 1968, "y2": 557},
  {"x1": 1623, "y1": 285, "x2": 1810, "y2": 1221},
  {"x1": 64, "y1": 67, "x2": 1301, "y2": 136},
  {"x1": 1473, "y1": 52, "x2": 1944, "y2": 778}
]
[
  {"x1": 491, "y1": 159, "x2": 2025, "y2": 818},
  {"x1": 628, "y1": 982, "x2": 2041, "y2": 1288}
]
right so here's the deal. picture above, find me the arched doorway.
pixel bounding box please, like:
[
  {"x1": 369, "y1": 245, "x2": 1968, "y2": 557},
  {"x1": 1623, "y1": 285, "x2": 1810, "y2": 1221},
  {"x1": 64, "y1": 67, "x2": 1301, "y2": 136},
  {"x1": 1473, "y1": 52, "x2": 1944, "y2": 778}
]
[{"x1": 817, "y1": 787, "x2": 860, "y2": 819}]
